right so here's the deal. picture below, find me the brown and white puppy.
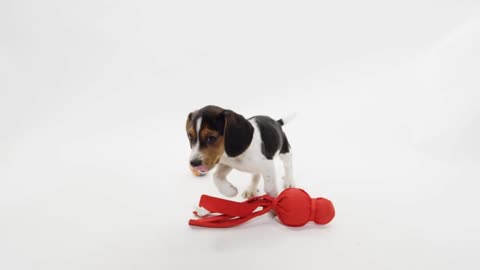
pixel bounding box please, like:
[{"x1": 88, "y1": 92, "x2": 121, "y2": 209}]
[{"x1": 186, "y1": 105, "x2": 295, "y2": 198}]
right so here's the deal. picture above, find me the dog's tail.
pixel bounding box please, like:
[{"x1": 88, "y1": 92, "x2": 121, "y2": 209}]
[{"x1": 277, "y1": 113, "x2": 297, "y2": 126}]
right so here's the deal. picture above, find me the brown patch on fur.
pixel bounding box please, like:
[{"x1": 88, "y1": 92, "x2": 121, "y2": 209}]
[
  {"x1": 199, "y1": 127, "x2": 225, "y2": 170},
  {"x1": 185, "y1": 115, "x2": 196, "y2": 143}
]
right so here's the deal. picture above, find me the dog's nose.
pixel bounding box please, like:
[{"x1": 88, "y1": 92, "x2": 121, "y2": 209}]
[{"x1": 190, "y1": 159, "x2": 202, "y2": 167}]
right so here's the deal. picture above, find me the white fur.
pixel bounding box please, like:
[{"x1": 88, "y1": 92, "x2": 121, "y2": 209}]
[
  {"x1": 195, "y1": 206, "x2": 210, "y2": 217},
  {"x1": 214, "y1": 119, "x2": 294, "y2": 198},
  {"x1": 279, "y1": 152, "x2": 294, "y2": 188},
  {"x1": 213, "y1": 163, "x2": 237, "y2": 197},
  {"x1": 280, "y1": 112, "x2": 297, "y2": 126},
  {"x1": 189, "y1": 117, "x2": 203, "y2": 162},
  {"x1": 242, "y1": 174, "x2": 260, "y2": 198}
]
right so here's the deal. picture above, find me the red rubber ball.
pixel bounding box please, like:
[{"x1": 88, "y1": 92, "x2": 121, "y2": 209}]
[{"x1": 274, "y1": 188, "x2": 335, "y2": 227}]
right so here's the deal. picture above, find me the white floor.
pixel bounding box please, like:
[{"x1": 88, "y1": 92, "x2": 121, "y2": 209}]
[{"x1": 2, "y1": 1, "x2": 480, "y2": 269}]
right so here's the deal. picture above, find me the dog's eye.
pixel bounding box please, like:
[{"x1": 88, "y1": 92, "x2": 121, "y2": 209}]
[{"x1": 206, "y1": 136, "x2": 217, "y2": 145}]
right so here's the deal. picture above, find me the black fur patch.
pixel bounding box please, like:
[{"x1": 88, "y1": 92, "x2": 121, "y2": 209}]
[
  {"x1": 252, "y1": 116, "x2": 290, "y2": 159},
  {"x1": 200, "y1": 109, "x2": 226, "y2": 136},
  {"x1": 280, "y1": 132, "x2": 290, "y2": 154},
  {"x1": 223, "y1": 110, "x2": 254, "y2": 157}
]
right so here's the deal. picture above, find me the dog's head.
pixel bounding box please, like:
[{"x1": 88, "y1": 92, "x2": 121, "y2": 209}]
[{"x1": 186, "y1": 105, "x2": 253, "y2": 172}]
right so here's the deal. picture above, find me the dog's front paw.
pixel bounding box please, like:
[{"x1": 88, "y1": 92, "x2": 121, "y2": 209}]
[
  {"x1": 242, "y1": 188, "x2": 259, "y2": 199},
  {"x1": 218, "y1": 183, "x2": 238, "y2": 197},
  {"x1": 282, "y1": 176, "x2": 295, "y2": 189},
  {"x1": 283, "y1": 183, "x2": 295, "y2": 189}
]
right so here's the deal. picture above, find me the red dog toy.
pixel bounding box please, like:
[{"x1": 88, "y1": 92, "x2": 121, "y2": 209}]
[{"x1": 189, "y1": 188, "x2": 335, "y2": 228}]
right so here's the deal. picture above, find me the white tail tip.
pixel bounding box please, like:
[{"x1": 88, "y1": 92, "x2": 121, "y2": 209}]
[{"x1": 280, "y1": 112, "x2": 297, "y2": 126}]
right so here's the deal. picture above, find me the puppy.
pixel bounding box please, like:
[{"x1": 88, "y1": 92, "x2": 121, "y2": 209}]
[{"x1": 186, "y1": 105, "x2": 294, "y2": 198}]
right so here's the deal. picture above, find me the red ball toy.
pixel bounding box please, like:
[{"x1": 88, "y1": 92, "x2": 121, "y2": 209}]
[{"x1": 189, "y1": 188, "x2": 335, "y2": 228}]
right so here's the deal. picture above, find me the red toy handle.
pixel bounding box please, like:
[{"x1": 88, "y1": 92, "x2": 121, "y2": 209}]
[{"x1": 189, "y1": 195, "x2": 274, "y2": 228}]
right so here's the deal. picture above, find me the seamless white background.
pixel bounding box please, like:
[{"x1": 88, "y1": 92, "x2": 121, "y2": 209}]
[{"x1": 1, "y1": 1, "x2": 480, "y2": 269}]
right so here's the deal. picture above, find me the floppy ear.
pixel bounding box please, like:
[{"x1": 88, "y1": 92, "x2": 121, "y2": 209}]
[
  {"x1": 186, "y1": 110, "x2": 200, "y2": 128},
  {"x1": 223, "y1": 110, "x2": 254, "y2": 157},
  {"x1": 186, "y1": 112, "x2": 193, "y2": 129}
]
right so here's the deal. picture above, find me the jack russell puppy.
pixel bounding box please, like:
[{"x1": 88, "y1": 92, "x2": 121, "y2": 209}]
[{"x1": 186, "y1": 105, "x2": 295, "y2": 198}]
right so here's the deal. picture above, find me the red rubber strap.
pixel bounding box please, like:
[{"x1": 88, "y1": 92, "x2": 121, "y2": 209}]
[{"x1": 189, "y1": 195, "x2": 274, "y2": 228}]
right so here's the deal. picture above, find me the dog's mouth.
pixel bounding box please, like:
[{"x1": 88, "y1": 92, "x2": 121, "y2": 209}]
[
  {"x1": 191, "y1": 159, "x2": 220, "y2": 175},
  {"x1": 192, "y1": 164, "x2": 209, "y2": 173}
]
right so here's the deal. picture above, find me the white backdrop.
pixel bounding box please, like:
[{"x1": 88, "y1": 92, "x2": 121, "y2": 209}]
[{"x1": 1, "y1": 1, "x2": 480, "y2": 269}]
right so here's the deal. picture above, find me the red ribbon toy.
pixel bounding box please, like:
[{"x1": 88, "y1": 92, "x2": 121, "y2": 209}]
[{"x1": 189, "y1": 188, "x2": 335, "y2": 228}]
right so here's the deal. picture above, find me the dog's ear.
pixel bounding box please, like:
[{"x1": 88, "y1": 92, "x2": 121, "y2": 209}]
[
  {"x1": 187, "y1": 110, "x2": 200, "y2": 128},
  {"x1": 222, "y1": 110, "x2": 254, "y2": 157},
  {"x1": 186, "y1": 112, "x2": 193, "y2": 129}
]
